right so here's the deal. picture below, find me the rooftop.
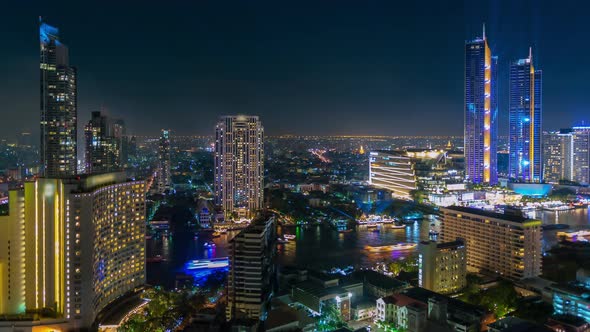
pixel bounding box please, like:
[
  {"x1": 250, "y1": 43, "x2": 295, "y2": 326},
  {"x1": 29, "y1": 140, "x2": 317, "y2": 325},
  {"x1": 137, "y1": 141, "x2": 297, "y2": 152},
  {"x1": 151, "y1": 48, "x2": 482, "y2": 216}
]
[
  {"x1": 488, "y1": 316, "x2": 552, "y2": 332},
  {"x1": 442, "y1": 206, "x2": 534, "y2": 224},
  {"x1": 293, "y1": 280, "x2": 349, "y2": 299},
  {"x1": 402, "y1": 287, "x2": 486, "y2": 317}
]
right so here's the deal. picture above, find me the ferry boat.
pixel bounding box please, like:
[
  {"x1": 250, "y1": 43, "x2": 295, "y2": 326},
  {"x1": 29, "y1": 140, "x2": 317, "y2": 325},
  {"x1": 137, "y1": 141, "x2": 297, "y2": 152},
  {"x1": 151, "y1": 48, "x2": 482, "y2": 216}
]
[
  {"x1": 366, "y1": 223, "x2": 378, "y2": 228},
  {"x1": 365, "y1": 243, "x2": 417, "y2": 253},
  {"x1": 390, "y1": 224, "x2": 406, "y2": 229},
  {"x1": 284, "y1": 234, "x2": 296, "y2": 240},
  {"x1": 359, "y1": 215, "x2": 396, "y2": 224},
  {"x1": 542, "y1": 203, "x2": 574, "y2": 211},
  {"x1": 185, "y1": 257, "x2": 229, "y2": 270},
  {"x1": 277, "y1": 237, "x2": 288, "y2": 244}
]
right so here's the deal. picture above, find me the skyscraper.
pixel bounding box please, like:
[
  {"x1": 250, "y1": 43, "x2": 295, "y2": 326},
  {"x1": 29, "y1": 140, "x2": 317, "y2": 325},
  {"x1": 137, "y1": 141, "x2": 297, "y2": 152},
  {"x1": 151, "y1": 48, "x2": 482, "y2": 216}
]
[
  {"x1": 84, "y1": 111, "x2": 126, "y2": 173},
  {"x1": 572, "y1": 126, "x2": 590, "y2": 185},
  {"x1": 543, "y1": 130, "x2": 574, "y2": 183},
  {"x1": 214, "y1": 115, "x2": 264, "y2": 219},
  {"x1": 156, "y1": 129, "x2": 171, "y2": 193},
  {"x1": 509, "y1": 49, "x2": 542, "y2": 182},
  {"x1": 226, "y1": 215, "x2": 276, "y2": 323},
  {"x1": 0, "y1": 173, "x2": 145, "y2": 330},
  {"x1": 40, "y1": 19, "x2": 77, "y2": 177},
  {"x1": 464, "y1": 27, "x2": 498, "y2": 184}
]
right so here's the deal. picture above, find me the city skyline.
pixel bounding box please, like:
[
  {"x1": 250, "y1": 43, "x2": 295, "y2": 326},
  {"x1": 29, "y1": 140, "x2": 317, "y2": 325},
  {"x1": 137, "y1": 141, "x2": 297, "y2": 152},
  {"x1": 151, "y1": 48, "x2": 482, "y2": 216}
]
[{"x1": 2, "y1": 1, "x2": 590, "y2": 138}]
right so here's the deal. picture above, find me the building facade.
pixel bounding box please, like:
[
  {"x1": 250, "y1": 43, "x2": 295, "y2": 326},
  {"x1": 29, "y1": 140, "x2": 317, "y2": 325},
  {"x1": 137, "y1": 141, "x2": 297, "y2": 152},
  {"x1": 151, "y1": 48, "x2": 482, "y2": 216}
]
[
  {"x1": 441, "y1": 206, "x2": 542, "y2": 280},
  {"x1": 214, "y1": 115, "x2": 264, "y2": 219},
  {"x1": 226, "y1": 215, "x2": 276, "y2": 322},
  {"x1": 84, "y1": 111, "x2": 127, "y2": 173},
  {"x1": 418, "y1": 240, "x2": 467, "y2": 295},
  {"x1": 369, "y1": 151, "x2": 416, "y2": 199},
  {"x1": 543, "y1": 130, "x2": 574, "y2": 183},
  {"x1": 572, "y1": 126, "x2": 590, "y2": 185},
  {"x1": 509, "y1": 50, "x2": 543, "y2": 182},
  {"x1": 0, "y1": 173, "x2": 146, "y2": 329},
  {"x1": 156, "y1": 129, "x2": 171, "y2": 193},
  {"x1": 464, "y1": 29, "x2": 498, "y2": 184},
  {"x1": 40, "y1": 19, "x2": 78, "y2": 178}
]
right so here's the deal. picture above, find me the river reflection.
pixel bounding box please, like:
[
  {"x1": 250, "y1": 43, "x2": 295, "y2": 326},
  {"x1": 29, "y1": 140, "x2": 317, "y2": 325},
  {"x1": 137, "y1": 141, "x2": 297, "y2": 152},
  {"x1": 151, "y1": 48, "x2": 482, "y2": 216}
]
[{"x1": 146, "y1": 208, "x2": 590, "y2": 288}]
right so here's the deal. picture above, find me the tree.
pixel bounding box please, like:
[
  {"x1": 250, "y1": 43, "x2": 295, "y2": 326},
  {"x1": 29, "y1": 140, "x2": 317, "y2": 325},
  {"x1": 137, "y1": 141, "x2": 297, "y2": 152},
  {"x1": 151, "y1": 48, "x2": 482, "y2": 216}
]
[{"x1": 316, "y1": 303, "x2": 347, "y2": 331}]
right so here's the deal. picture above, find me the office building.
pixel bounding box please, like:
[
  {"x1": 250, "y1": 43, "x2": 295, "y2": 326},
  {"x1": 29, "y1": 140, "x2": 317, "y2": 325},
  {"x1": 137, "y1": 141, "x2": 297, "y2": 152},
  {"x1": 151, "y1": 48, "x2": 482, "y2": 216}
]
[
  {"x1": 572, "y1": 126, "x2": 590, "y2": 185},
  {"x1": 156, "y1": 129, "x2": 171, "y2": 193},
  {"x1": 84, "y1": 111, "x2": 127, "y2": 173},
  {"x1": 418, "y1": 240, "x2": 467, "y2": 295},
  {"x1": 214, "y1": 115, "x2": 264, "y2": 219},
  {"x1": 509, "y1": 49, "x2": 543, "y2": 182},
  {"x1": 226, "y1": 215, "x2": 276, "y2": 322},
  {"x1": 543, "y1": 130, "x2": 574, "y2": 183},
  {"x1": 0, "y1": 173, "x2": 145, "y2": 330},
  {"x1": 441, "y1": 206, "x2": 542, "y2": 280},
  {"x1": 369, "y1": 150, "x2": 416, "y2": 199},
  {"x1": 464, "y1": 28, "x2": 498, "y2": 184},
  {"x1": 40, "y1": 19, "x2": 78, "y2": 178}
]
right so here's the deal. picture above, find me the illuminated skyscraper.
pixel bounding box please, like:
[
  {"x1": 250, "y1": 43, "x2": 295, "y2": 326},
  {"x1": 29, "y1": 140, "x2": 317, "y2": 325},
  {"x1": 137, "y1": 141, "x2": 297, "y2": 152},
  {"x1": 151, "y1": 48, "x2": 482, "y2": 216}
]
[
  {"x1": 84, "y1": 111, "x2": 126, "y2": 173},
  {"x1": 509, "y1": 49, "x2": 542, "y2": 182},
  {"x1": 156, "y1": 129, "x2": 171, "y2": 193},
  {"x1": 543, "y1": 130, "x2": 573, "y2": 183},
  {"x1": 572, "y1": 126, "x2": 590, "y2": 185},
  {"x1": 40, "y1": 19, "x2": 77, "y2": 177},
  {"x1": 214, "y1": 115, "x2": 264, "y2": 219},
  {"x1": 0, "y1": 173, "x2": 145, "y2": 330},
  {"x1": 464, "y1": 27, "x2": 498, "y2": 184}
]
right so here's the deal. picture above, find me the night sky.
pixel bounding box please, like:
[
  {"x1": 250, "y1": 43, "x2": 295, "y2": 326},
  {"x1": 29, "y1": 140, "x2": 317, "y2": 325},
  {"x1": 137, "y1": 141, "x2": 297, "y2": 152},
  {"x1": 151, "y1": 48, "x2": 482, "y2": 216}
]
[{"x1": 1, "y1": 0, "x2": 589, "y2": 138}]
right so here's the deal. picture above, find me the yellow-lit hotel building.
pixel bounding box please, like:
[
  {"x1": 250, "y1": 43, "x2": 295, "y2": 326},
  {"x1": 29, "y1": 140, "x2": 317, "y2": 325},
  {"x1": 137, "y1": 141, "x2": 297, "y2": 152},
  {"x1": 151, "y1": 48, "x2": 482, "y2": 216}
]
[
  {"x1": 440, "y1": 206, "x2": 542, "y2": 280},
  {"x1": 0, "y1": 172, "x2": 145, "y2": 331}
]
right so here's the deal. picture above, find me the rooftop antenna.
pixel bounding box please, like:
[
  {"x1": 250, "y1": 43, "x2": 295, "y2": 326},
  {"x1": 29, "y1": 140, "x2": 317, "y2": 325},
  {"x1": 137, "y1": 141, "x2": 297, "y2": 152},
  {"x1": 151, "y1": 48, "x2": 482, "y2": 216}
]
[
  {"x1": 482, "y1": 23, "x2": 486, "y2": 40},
  {"x1": 529, "y1": 46, "x2": 533, "y2": 61}
]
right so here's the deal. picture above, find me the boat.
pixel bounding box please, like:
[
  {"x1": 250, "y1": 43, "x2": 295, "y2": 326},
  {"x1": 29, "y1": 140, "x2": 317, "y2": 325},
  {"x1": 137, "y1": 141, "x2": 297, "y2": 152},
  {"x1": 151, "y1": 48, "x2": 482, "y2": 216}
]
[
  {"x1": 366, "y1": 223, "x2": 378, "y2": 228},
  {"x1": 284, "y1": 234, "x2": 296, "y2": 240},
  {"x1": 390, "y1": 224, "x2": 406, "y2": 229},
  {"x1": 203, "y1": 241, "x2": 216, "y2": 248},
  {"x1": 220, "y1": 229, "x2": 228, "y2": 234},
  {"x1": 339, "y1": 229, "x2": 353, "y2": 233},
  {"x1": 277, "y1": 237, "x2": 288, "y2": 244},
  {"x1": 542, "y1": 224, "x2": 570, "y2": 231},
  {"x1": 543, "y1": 204, "x2": 574, "y2": 211},
  {"x1": 185, "y1": 257, "x2": 229, "y2": 270},
  {"x1": 365, "y1": 243, "x2": 417, "y2": 252},
  {"x1": 146, "y1": 255, "x2": 165, "y2": 263},
  {"x1": 359, "y1": 215, "x2": 396, "y2": 224}
]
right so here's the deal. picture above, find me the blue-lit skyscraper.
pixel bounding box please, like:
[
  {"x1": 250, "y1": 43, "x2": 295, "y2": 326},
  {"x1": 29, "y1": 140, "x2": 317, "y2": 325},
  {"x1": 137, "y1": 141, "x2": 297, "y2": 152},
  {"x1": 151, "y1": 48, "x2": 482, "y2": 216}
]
[
  {"x1": 509, "y1": 49, "x2": 542, "y2": 182},
  {"x1": 464, "y1": 28, "x2": 498, "y2": 184},
  {"x1": 40, "y1": 19, "x2": 78, "y2": 177}
]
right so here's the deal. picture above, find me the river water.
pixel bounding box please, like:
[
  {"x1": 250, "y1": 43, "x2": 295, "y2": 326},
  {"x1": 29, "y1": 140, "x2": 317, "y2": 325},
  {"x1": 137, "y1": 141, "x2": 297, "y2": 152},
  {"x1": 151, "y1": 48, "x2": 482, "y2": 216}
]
[{"x1": 146, "y1": 208, "x2": 590, "y2": 288}]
